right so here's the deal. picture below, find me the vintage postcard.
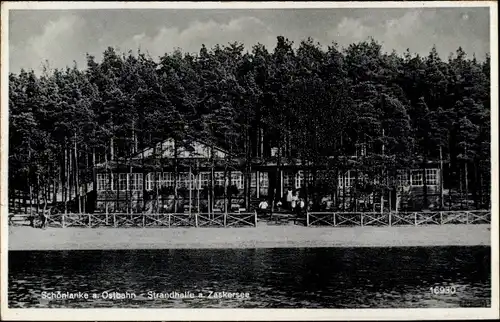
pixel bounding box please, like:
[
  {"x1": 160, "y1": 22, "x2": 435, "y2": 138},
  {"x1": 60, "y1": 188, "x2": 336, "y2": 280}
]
[{"x1": 1, "y1": 1, "x2": 498, "y2": 320}]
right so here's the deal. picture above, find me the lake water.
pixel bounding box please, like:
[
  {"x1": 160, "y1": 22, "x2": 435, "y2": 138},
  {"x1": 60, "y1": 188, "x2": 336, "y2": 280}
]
[{"x1": 8, "y1": 246, "x2": 490, "y2": 308}]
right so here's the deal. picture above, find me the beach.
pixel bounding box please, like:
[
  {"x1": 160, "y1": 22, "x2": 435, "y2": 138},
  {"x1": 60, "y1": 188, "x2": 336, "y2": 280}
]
[{"x1": 8, "y1": 223, "x2": 491, "y2": 250}]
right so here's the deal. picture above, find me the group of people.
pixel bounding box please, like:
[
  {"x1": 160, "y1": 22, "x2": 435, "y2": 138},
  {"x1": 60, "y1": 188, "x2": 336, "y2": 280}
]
[
  {"x1": 285, "y1": 188, "x2": 306, "y2": 216},
  {"x1": 257, "y1": 188, "x2": 307, "y2": 217}
]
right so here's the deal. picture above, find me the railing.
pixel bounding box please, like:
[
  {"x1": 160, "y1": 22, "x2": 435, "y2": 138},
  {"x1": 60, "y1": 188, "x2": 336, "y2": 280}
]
[
  {"x1": 9, "y1": 212, "x2": 258, "y2": 228},
  {"x1": 306, "y1": 210, "x2": 491, "y2": 227},
  {"x1": 9, "y1": 210, "x2": 489, "y2": 228}
]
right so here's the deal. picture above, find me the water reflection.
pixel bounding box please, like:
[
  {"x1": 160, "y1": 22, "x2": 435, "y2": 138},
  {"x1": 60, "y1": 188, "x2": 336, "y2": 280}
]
[{"x1": 9, "y1": 246, "x2": 490, "y2": 308}]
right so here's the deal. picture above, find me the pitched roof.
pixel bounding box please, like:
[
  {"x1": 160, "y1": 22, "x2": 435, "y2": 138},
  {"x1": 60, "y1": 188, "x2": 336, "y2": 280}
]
[
  {"x1": 95, "y1": 136, "x2": 236, "y2": 168},
  {"x1": 131, "y1": 137, "x2": 231, "y2": 160}
]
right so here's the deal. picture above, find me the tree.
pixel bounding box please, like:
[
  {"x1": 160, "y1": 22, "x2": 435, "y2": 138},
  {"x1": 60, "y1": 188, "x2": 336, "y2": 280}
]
[{"x1": 8, "y1": 38, "x2": 490, "y2": 215}]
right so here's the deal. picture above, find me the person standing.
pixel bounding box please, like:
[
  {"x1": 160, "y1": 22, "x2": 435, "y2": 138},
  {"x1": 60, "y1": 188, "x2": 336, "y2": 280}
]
[
  {"x1": 286, "y1": 188, "x2": 293, "y2": 210},
  {"x1": 291, "y1": 193, "x2": 298, "y2": 213},
  {"x1": 276, "y1": 200, "x2": 283, "y2": 212},
  {"x1": 298, "y1": 198, "x2": 306, "y2": 217},
  {"x1": 40, "y1": 209, "x2": 48, "y2": 229},
  {"x1": 258, "y1": 199, "x2": 269, "y2": 218},
  {"x1": 28, "y1": 214, "x2": 35, "y2": 228}
]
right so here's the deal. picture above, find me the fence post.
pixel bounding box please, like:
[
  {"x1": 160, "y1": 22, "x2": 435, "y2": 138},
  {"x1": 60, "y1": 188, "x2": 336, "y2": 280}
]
[
  {"x1": 466, "y1": 211, "x2": 469, "y2": 224},
  {"x1": 224, "y1": 213, "x2": 227, "y2": 227},
  {"x1": 195, "y1": 213, "x2": 199, "y2": 227},
  {"x1": 333, "y1": 213, "x2": 336, "y2": 227},
  {"x1": 389, "y1": 212, "x2": 392, "y2": 226},
  {"x1": 113, "y1": 213, "x2": 117, "y2": 228},
  {"x1": 142, "y1": 214, "x2": 145, "y2": 228},
  {"x1": 361, "y1": 213, "x2": 364, "y2": 227},
  {"x1": 168, "y1": 214, "x2": 171, "y2": 227},
  {"x1": 62, "y1": 214, "x2": 65, "y2": 228},
  {"x1": 414, "y1": 212, "x2": 417, "y2": 226},
  {"x1": 440, "y1": 212, "x2": 443, "y2": 225},
  {"x1": 254, "y1": 211, "x2": 257, "y2": 227},
  {"x1": 306, "y1": 212, "x2": 309, "y2": 227},
  {"x1": 88, "y1": 214, "x2": 91, "y2": 228}
]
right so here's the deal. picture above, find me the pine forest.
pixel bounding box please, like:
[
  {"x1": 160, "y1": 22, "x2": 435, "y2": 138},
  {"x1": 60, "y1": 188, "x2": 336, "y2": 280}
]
[{"x1": 8, "y1": 36, "x2": 491, "y2": 214}]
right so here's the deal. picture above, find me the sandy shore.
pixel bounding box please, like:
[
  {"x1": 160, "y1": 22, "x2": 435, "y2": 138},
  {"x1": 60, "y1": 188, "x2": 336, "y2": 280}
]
[{"x1": 8, "y1": 223, "x2": 491, "y2": 251}]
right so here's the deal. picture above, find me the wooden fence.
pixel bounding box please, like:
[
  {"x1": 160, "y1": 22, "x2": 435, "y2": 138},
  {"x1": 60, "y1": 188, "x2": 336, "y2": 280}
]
[
  {"x1": 9, "y1": 212, "x2": 257, "y2": 228},
  {"x1": 306, "y1": 210, "x2": 491, "y2": 227},
  {"x1": 9, "y1": 210, "x2": 490, "y2": 228}
]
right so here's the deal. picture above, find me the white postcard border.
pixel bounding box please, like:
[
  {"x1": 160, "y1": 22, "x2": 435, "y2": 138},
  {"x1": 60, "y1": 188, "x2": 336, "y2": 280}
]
[{"x1": 1, "y1": 2, "x2": 498, "y2": 321}]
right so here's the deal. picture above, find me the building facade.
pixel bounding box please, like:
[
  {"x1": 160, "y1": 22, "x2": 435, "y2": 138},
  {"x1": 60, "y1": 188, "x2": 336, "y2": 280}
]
[{"x1": 94, "y1": 137, "x2": 442, "y2": 213}]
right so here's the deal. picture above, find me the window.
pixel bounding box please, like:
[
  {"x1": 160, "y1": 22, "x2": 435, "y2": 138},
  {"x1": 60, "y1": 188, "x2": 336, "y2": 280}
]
[
  {"x1": 199, "y1": 172, "x2": 210, "y2": 188},
  {"x1": 231, "y1": 172, "x2": 243, "y2": 189},
  {"x1": 178, "y1": 173, "x2": 188, "y2": 188},
  {"x1": 129, "y1": 173, "x2": 143, "y2": 191},
  {"x1": 338, "y1": 171, "x2": 354, "y2": 187},
  {"x1": 145, "y1": 173, "x2": 155, "y2": 190},
  {"x1": 307, "y1": 172, "x2": 313, "y2": 186},
  {"x1": 358, "y1": 172, "x2": 369, "y2": 184},
  {"x1": 251, "y1": 172, "x2": 257, "y2": 187},
  {"x1": 118, "y1": 173, "x2": 128, "y2": 191},
  {"x1": 163, "y1": 139, "x2": 175, "y2": 154},
  {"x1": 295, "y1": 171, "x2": 302, "y2": 188},
  {"x1": 426, "y1": 169, "x2": 438, "y2": 185},
  {"x1": 397, "y1": 170, "x2": 410, "y2": 186},
  {"x1": 347, "y1": 171, "x2": 355, "y2": 187},
  {"x1": 259, "y1": 172, "x2": 269, "y2": 188},
  {"x1": 129, "y1": 173, "x2": 135, "y2": 191},
  {"x1": 214, "y1": 172, "x2": 225, "y2": 186},
  {"x1": 191, "y1": 173, "x2": 198, "y2": 188},
  {"x1": 180, "y1": 172, "x2": 197, "y2": 189},
  {"x1": 97, "y1": 174, "x2": 113, "y2": 191},
  {"x1": 296, "y1": 171, "x2": 313, "y2": 188},
  {"x1": 317, "y1": 170, "x2": 329, "y2": 182},
  {"x1": 356, "y1": 143, "x2": 367, "y2": 157},
  {"x1": 283, "y1": 172, "x2": 294, "y2": 190},
  {"x1": 160, "y1": 172, "x2": 174, "y2": 187},
  {"x1": 337, "y1": 171, "x2": 356, "y2": 187},
  {"x1": 411, "y1": 170, "x2": 423, "y2": 186},
  {"x1": 97, "y1": 174, "x2": 104, "y2": 191}
]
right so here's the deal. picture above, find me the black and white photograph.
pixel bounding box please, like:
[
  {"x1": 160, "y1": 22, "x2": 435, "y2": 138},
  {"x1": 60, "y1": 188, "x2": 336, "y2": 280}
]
[{"x1": 1, "y1": 1, "x2": 498, "y2": 320}]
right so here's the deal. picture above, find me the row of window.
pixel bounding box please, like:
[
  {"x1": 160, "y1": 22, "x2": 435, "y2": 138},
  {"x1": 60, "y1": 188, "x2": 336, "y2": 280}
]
[
  {"x1": 396, "y1": 169, "x2": 438, "y2": 186},
  {"x1": 97, "y1": 173, "x2": 144, "y2": 191},
  {"x1": 284, "y1": 170, "x2": 362, "y2": 189},
  {"x1": 96, "y1": 172, "x2": 269, "y2": 191},
  {"x1": 283, "y1": 170, "x2": 352, "y2": 189},
  {"x1": 97, "y1": 169, "x2": 439, "y2": 191},
  {"x1": 284, "y1": 169, "x2": 439, "y2": 189}
]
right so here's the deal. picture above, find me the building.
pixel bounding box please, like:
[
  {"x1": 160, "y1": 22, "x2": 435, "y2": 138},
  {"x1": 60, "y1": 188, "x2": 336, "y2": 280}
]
[{"x1": 93, "y1": 136, "x2": 442, "y2": 213}]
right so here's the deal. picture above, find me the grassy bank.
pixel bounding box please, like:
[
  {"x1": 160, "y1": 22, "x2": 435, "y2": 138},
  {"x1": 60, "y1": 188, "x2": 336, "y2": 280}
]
[{"x1": 8, "y1": 223, "x2": 491, "y2": 251}]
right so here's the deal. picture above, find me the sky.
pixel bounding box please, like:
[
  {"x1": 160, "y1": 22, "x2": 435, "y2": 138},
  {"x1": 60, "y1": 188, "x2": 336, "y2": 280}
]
[{"x1": 8, "y1": 6, "x2": 491, "y2": 74}]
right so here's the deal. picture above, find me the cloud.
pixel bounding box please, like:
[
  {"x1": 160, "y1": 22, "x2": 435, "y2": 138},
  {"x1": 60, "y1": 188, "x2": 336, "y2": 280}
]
[
  {"x1": 10, "y1": 15, "x2": 86, "y2": 73},
  {"x1": 383, "y1": 10, "x2": 424, "y2": 39},
  {"x1": 328, "y1": 10, "x2": 427, "y2": 52},
  {"x1": 9, "y1": 9, "x2": 489, "y2": 74},
  {"x1": 114, "y1": 16, "x2": 275, "y2": 58},
  {"x1": 327, "y1": 9, "x2": 489, "y2": 59},
  {"x1": 332, "y1": 17, "x2": 372, "y2": 43},
  {"x1": 10, "y1": 15, "x2": 276, "y2": 73}
]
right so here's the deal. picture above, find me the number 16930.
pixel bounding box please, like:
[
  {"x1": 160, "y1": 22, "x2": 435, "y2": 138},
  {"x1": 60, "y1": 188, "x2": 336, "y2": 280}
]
[{"x1": 430, "y1": 285, "x2": 457, "y2": 295}]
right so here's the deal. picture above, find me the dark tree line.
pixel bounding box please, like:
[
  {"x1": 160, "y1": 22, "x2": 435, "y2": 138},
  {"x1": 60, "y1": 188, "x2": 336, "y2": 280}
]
[{"x1": 8, "y1": 36, "x2": 490, "y2": 214}]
